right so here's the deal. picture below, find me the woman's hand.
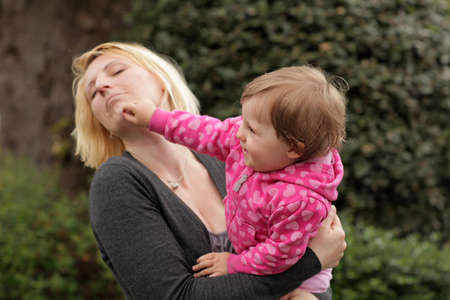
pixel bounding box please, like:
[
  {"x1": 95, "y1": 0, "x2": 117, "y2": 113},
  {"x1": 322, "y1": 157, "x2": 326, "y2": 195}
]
[
  {"x1": 308, "y1": 205, "x2": 346, "y2": 269},
  {"x1": 118, "y1": 99, "x2": 156, "y2": 128}
]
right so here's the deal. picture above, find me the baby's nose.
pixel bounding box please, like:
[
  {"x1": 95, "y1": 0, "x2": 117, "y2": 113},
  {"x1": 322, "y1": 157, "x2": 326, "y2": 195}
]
[{"x1": 236, "y1": 126, "x2": 244, "y2": 140}]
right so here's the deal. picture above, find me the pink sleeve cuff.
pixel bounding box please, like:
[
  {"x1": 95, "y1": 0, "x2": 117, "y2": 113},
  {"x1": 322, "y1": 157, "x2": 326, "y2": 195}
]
[
  {"x1": 227, "y1": 254, "x2": 239, "y2": 274},
  {"x1": 149, "y1": 108, "x2": 171, "y2": 135}
]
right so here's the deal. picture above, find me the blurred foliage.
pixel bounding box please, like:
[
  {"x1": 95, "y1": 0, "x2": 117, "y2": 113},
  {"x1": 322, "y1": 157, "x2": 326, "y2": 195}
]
[
  {"x1": 51, "y1": 116, "x2": 74, "y2": 160},
  {"x1": 0, "y1": 153, "x2": 122, "y2": 299},
  {"x1": 333, "y1": 213, "x2": 450, "y2": 300},
  {"x1": 122, "y1": 0, "x2": 450, "y2": 239}
]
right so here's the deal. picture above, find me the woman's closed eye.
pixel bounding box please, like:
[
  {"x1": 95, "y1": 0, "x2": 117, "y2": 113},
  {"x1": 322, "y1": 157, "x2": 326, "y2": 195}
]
[
  {"x1": 109, "y1": 63, "x2": 127, "y2": 76},
  {"x1": 112, "y1": 68, "x2": 125, "y2": 76},
  {"x1": 90, "y1": 68, "x2": 126, "y2": 99}
]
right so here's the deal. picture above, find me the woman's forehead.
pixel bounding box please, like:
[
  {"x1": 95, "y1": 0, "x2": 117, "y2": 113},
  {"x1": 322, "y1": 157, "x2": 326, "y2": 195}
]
[
  {"x1": 86, "y1": 54, "x2": 128, "y2": 76},
  {"x1": 84, "y1": 54, "x2": 130, "y2": 89}
]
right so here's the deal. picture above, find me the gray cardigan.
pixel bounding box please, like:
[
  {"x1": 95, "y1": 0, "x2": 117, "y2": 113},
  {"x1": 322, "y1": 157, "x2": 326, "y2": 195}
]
[{"x1": 89, "y1": 152, "x2": 321, "y2": 299}]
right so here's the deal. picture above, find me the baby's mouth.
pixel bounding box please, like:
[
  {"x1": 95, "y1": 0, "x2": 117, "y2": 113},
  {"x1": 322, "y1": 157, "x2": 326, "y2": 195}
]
[{"x1": 240, "y1": 142, "x2": 247, "y2": 153}]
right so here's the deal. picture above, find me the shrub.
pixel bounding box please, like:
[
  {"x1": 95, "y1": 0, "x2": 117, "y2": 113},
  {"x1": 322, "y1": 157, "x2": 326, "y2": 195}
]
[
  {"x1": 333, "y1": 213, "x2": 450, "y2": 300},
  {"x1": 122, "y1": 0, "x2": 450, "y2": 238},
  {"x1": 0, "y1": 154, "x2": 122, "y2": 299}
]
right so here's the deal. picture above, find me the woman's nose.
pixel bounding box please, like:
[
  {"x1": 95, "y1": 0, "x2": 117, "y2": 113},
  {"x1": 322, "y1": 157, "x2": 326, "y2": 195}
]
[{"x1": 94, "y1": 75, "x2": 112, "y2": 94}]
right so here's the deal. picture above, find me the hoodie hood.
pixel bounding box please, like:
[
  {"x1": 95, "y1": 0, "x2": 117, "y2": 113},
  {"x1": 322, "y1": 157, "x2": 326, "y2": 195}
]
[{"x1": 270, "y1": 149, "x2": 343, "y2": 202}]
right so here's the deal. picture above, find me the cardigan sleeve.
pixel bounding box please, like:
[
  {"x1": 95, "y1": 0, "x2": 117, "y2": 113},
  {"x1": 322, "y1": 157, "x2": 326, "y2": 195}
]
[{"x1": 89, "y1": 157, "x2": 322, "y2": 300}]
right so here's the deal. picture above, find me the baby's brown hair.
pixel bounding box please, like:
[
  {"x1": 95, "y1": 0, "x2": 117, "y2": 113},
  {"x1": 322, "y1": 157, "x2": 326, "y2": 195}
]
[{"x1": 240, "y1": 66, "x2": 347, "y2": 161}]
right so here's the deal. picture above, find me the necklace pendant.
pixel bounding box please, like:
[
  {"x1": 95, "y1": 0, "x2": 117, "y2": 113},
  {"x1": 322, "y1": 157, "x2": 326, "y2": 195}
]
[{"x1": 168, "y1": 181, "x2": 180, "y2": 190}]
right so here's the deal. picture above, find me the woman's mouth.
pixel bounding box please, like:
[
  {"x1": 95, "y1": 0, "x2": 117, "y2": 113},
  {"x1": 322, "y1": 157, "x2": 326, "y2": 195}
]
[
  {"x1": 107, "y1": 93, "x2": 123, "y2": 104},
  {"x1": 105, "y1": 93, "x2": 123, "y2": 112}
]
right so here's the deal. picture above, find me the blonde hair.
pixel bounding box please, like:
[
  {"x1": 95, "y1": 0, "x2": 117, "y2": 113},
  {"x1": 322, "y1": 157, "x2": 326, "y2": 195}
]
[
  {"x1": 72, "y1": 42, "x2": 200, "y2": 168},
  {"x1": 241, "y1": 66, "x2": 347, "y2": 161}
]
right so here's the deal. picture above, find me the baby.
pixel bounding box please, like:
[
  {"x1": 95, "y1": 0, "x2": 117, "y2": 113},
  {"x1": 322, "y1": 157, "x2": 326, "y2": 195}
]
[{"x1": 121, "y1": 65, "x2": 347, "y2": 299}]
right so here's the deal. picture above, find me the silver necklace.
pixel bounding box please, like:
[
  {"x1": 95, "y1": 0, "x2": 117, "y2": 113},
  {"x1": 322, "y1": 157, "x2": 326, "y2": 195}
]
[
  {"x1": 166, "y1": 151, "x2": 189, "y2": 190},
  {"x1": 130, "y1": 149, "x2": 189, "y2": 190},
  {"x1": 167, "y1": 178, "x2": 182, "y2": 190}
]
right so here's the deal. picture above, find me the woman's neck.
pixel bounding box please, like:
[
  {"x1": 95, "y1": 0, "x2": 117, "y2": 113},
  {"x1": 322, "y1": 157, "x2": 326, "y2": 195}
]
[{"x1": 122, "y1": 131, "x2": 190, "y2": 180}]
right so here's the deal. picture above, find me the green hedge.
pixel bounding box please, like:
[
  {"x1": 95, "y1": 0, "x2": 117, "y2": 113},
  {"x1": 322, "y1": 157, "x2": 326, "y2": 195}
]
[
  {"x1": 0, "y1": 154, "x2": 122, "y2": 299},
  {"x1": 333, "y1": 213, "x2": 450, "y2": 300},
  {"x1": 122, "y1": 0, "x2": 450, "y2": 238}
]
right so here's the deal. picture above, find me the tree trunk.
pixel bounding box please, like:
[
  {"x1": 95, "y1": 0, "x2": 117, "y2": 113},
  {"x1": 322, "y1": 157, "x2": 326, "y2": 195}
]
[{"x1": 0, "y1": 0, "x2": 131, "y2": 190}]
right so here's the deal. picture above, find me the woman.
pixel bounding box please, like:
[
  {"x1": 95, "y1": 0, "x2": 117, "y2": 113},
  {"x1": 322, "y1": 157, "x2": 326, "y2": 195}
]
[{"x1": 72, "y1": 42, "x2": 346, "y2": 300}]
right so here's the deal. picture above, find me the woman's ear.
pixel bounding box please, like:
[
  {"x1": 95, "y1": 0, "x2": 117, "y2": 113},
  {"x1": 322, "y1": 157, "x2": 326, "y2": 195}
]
[{"x1": 287, "y1": 141, "x2": 305, "y2": 160}]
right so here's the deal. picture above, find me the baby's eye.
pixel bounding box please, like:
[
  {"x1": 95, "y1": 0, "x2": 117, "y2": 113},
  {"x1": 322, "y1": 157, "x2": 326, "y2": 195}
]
[{"x1": 91, "y1": 91, "x2": 97, "y2": 100}]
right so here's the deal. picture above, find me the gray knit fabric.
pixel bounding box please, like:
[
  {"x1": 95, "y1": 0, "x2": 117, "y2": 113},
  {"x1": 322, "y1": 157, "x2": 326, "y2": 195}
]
[
  {"x1": 89, "y1": 151, "x2": 321, "y2": 299},
  {"x1": 313, "y1": 287, "x2": 333, "y2": 300}
]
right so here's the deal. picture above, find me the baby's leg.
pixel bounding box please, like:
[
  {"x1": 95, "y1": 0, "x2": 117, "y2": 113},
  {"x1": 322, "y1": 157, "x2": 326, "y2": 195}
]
[{"x1": 279, "y1": 289, "x2": 318, "y2": 300}]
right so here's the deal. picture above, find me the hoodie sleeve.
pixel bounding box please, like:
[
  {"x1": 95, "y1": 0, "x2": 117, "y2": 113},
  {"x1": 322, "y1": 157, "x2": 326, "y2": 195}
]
[
  {"x1": 150, "y1": 109, "x2": 241, "y2": 162},
  {"x1": 227, "y1": 185, "x2": 328, "y2": 276}
]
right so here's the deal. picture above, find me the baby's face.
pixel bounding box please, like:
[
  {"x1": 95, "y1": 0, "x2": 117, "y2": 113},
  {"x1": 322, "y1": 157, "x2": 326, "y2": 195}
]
[{"x1": 236, "y1": 98, "x2": 299, "y2": 172}]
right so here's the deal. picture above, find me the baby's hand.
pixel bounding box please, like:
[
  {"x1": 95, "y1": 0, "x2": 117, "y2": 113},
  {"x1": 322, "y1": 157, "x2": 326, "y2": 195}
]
[
  {"x1": 192, "y1": 252, "x2": 230, "y2": 277},
  {"x1": 118, "y1": 100, "x2": 156, "y2": 128}
]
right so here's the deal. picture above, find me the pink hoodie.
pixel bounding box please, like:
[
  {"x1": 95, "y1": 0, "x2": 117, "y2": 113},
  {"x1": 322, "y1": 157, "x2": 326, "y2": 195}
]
[{"x1": 150, "y1": 109, "x2": 344, "y2": 293}]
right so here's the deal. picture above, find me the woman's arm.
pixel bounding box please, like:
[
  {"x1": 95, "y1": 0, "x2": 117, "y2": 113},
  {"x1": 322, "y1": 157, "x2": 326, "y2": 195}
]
[{"x1": 89, "y1": 158, "x2": 342, "y2": 299}]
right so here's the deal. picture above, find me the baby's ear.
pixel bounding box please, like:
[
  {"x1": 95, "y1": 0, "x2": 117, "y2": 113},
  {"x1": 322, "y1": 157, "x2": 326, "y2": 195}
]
[{"x1": 287, "y1": 141, "x2": 305, "y2": 160}]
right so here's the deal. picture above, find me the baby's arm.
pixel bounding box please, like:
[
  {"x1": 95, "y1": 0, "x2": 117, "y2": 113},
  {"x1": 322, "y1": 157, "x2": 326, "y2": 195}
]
[
  {"x1": 120, "y1": 100, "x2": 240, "y2": 161},
  {"x1": 149, "y1": 109, "x2": 240, "y2": 161},
  {"x1": 228, "y1": 195, "x2": 328, "y2": 276}
]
